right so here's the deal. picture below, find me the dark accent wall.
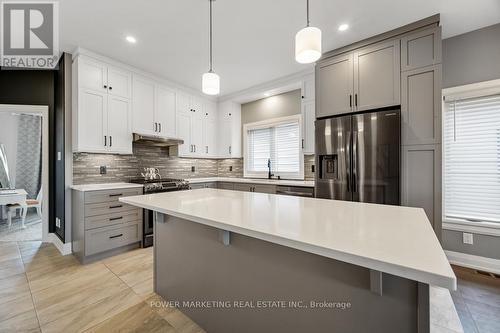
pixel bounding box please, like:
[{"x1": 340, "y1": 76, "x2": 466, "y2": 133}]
[
  {"x1": 443, "y1": 23, "x2": 500, "y2": 88},
  {"x1": 0, "y1": 62, "x2": 66, "y2": 242}
]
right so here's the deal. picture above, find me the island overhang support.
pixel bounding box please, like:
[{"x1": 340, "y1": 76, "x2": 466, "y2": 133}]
[
  {"x1": 370, "y1": 269, "x2": 383, "y2": 296},
  {"x1": 220, "y1": 230, "x2": 231, "y2": 246}
]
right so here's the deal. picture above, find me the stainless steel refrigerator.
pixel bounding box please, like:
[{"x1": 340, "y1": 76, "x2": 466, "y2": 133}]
[{"x1": 315, "y1": 109, "x2": 400, "y2": 205}]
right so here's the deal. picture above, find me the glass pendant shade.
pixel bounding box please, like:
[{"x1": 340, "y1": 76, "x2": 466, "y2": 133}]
[
  {"x1": 295, "y1": 26, "x2": 322, "y2": 64},
  {"x1": 202, "y1": 71, "x2": 220, "y2": 95}
]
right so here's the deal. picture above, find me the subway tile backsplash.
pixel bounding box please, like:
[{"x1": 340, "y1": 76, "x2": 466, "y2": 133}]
[{"x1": 72, "y1": 144, "x2": 314, "y2": 184}]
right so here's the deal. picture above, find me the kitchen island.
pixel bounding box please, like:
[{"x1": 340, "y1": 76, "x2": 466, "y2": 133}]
[{"x1": 120, "y1": 188, "x2": 456, "y2": 333}]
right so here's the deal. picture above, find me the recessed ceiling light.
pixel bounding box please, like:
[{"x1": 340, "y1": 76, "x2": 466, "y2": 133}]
[
  {"x1": 338, "y1": 24, "x2": 349, "y2": 32},
  {"x1": 125, "y1": 35, "x2": 137, "y2": 44}
]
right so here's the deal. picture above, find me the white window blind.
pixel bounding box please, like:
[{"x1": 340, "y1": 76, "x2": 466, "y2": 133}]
[
  {"x1": 443, "y1": 94, "x2": 500, "y2": 224},
  {"x1": 246, "y1": 118, "x2": 302, "y2": 178}
]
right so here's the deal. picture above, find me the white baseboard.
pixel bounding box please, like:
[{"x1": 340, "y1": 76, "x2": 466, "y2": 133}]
[
  {"x1": 49, "y1": 233, "x2": 72, "y2": 256},
  {"x1": 445, "y1": 250, "x2": 500, "y2": 275}
]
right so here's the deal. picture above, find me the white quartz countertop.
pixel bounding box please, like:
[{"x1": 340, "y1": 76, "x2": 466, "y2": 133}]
[
  {"x1": 120, "y1": 188, "x2": 456, "y2": 290},
  {"x1": 187, "y1": 177, "x2": 314, "y2": 187},
  {"x1": 71, "y1": 182, "x2": 143, "y2": 192}
]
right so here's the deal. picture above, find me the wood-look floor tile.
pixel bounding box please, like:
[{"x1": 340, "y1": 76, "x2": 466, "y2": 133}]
[
  {"x1": 0, "y1": 294, "x2": 37, "y2": 323},
  {"x1": 104, "y1": 252, "x2": 153, "y2": 287},
  {"x1": 0, "y1": 241, "x2": 21, "y2": 263},
  {"x1": 20, "y1": 244, "x2": 62, "y2": 265},
  {"x1": 0, "y1": 273, "x2": 31, "y2": 305},
  {"x1": 464, "y1": 299, "x2": 500, "y2": 333},
  {"x1": 40, "y1": 288, "x2": 143, "y2": 333},
  {"x1": 0, "y1": 257, "x2": 25, "y2": 279},
  {"x1": 0, "y1": 306, "x2": 40, "y2": 333},
  {"x1": 131, "y1": 277, "x2": 154, "y2": 298},
  {"x1": 84, "y1": 300, "x2": 176, "y2": 333},
  {"x1": 33, "y1": 266, "x2": 129, "y2": 326},
  {"x1": 147, "y1": 295, "x2": 206, "y2": 333},
  {"x1": 24, "y1": 251, "x2": 80, "y2": 274}
]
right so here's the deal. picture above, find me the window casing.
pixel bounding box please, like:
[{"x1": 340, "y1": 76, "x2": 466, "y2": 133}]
[
  {"x1": 244, "y1": 115, "x2": 304, "y2": 179},
  {"x1": 443, "y1": 83, "x2": 500, "y2": 227}
]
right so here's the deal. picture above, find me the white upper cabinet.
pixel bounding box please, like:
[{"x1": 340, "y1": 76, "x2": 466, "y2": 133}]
[
  {"x1": 107, "y1": 66, "x2": 131, "y2": 99},
  {"x1": 73, "y1": 55, "x2": 132, "y2": 154},
  {"x1": 155, "y1": 85, "x2": 176, "y2": 137},
  {"x1": 202, "y1": 102, "x2": 217, "y2": 157},
  {"x1": 302, "y1": 100, "x2": 315, "y2": 154},
  {"x1": 217, "y1": 101, "x2": 241, "y2": 158},
  {"x1": 301, "y1": 74, "x2": 315, "y2": 101},
  {"x1": 132, "y1": 75, "x2": 156, "y2": 136}
]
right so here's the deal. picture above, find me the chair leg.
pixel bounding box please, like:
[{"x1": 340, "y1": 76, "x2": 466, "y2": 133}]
[
  {"x1": 36, "y1": 206, "x2": 42, "y2": 218},
  {"x1": 7, "y1": 209, "x2": 12, "y2": 227}
]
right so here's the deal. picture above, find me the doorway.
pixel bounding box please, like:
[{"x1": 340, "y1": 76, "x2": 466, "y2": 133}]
[{"x1": 0, "y1": 105, "x2": 49, "y2": 242}]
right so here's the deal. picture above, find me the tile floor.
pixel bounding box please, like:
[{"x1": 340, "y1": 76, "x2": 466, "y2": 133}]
[
  {"x1": 0, "y1": 212, "x2": 42, "y2": 242},
  {"x1": 0, "y1": 241, "x2": 205, "y2": 333},
  {"x1": 450, "y1": 265, "x2": 500, "y2": 333}
]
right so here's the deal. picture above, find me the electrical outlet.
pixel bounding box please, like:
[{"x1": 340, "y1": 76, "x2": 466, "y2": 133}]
[
  {"x1": 463, "y1": 233, "x2": 473, "y2": 245},
  {"x1": 191, "y1": 166, "x2": 195, "y2": 172},
  {"x1": 100, "y1": 166, "x2": 107, "y2": 174},
  {"x1": 55, "y1": 217, "x2": 61, "y2": 228},
  {"x1": 311, "y1": 165, "x2": 315, "y2": 173},
  {"x1": 229, "y1": 166, "x2": 233, "y2": 172}
]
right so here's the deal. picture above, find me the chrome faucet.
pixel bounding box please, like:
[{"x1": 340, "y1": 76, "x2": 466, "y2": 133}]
[{"x1": 267, "y1": 158, "x2": 274, "y2": 179}]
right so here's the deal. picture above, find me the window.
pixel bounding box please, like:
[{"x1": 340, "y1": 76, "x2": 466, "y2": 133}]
[
  {"x1": 443, "y1": 87, "x2": 500, "y2": 225},
  {"x1": 244, "y1": 115, "x2": 303, "y2": 179}
]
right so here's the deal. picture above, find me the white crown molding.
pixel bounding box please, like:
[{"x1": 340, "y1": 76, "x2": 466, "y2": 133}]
[
  {"x1": 446, "y1": 250, "x2": 500, "y2": 275},
  {"x1": 49, "y1": 233, "x2": 72, "y2": 256},
  {"x1": 72, "y1": 47, "x2": 218, "y2": 102},
  {"x1": 219, "y1": 68, "x2": 314, "y2": 104}
]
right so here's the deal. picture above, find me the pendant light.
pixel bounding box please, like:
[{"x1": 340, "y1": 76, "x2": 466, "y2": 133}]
[
  {"x1": 295, "y1": 0, "x2": 322, "y2": 64},
  {"x1": 202, "y1": 0, "x2": 220, "y2": 95}
]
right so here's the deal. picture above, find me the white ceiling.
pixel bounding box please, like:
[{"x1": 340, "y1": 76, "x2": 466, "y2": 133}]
[{"x1": 59, "y1": 0, "x2": 500, "y2": 97}]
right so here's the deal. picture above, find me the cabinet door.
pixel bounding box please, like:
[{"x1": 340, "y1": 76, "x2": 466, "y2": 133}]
[
  {"x1": 176, "y1": 112, "x2": 191, "y2": 157},
  {"x1": 302, "y1": 101, "x2": 315, "y2": 154},
  {"x1": 233, "y1": 183, "x2": 253, "y2": 192},
  {"x1": 203, "y1": 118, "x2": 217, "y2": 157},
  {"x1": 253, "y1": 184, "x2": 276, "y2": 194},
  {"x1": 79, "y1": 57, "x2": 107, "y2": 93},
  {"x1": 301, "y1": 75, "x2": 315, "y2": 101},
  {"x1": 401, "y1": 27, "x2": 442, "y2": 71},
  {"x1": 317, "y1": 53, "x2": 354, "y2": 118},
  {"x1": 353, "y1": 40, "x2": 400, "y2": 111},
  {"x1": 107, "y1": 96, "x2": 132, "y2": 154},
  {"x1": 176, "y1": 92, "x2": 191, "y2": 114},
  {"x1": 191, "y1": 114, "x2": 204, "y2": 156},
  {"x1": 132, "y1": 76, "x2": 156, "y2": 135},
  {"x1": 155, "y1": 85, "x2": 176, "y2": 137},
  {"x1": 77, "y1": 89, "x2": 107, "y2": 152},
  {"x1": 190, "y1": 96, "x2": 203, "y2": 113},
  {"x1": 401, "y1": 144, "x2": 442, "y2": 237},
  {"x1": 217, "y1": 119, "x2": 231, "y2": 158},
  {"x1": 401, "y1": 64, "x2": 442, "y2": 145},
  {"x1": 107, "y1": 66, "x2": 131, "y2": 99}
]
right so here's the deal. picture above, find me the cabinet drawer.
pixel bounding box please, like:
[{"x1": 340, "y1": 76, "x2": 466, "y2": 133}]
[
  {"x1": 84, "y1": 188, "x2": 142, "y2": 204},
  {"x1": 85, "y1": 222, "x2": 141, "y2": 256},
  {"x1": 85, "y1": 201, "x2": 137, "y2": 217},
  {"x1": 85, "y1": 209, "x2": 142, "y2": 230},
  {"x1": 217, "y1": 182, "x2": 234, "y2": 190},
  {"x1": 233, "y1": 183, "x2": 252, "y2": 192}
]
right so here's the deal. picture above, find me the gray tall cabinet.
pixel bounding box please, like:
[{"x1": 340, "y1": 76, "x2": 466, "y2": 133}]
[{"x1": 315, "y1": 15, "x2": 443, "y2": 239}]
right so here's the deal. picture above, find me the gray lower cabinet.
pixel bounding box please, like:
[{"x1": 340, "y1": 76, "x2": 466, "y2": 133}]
[
  {"x1": 276, "y1": 186, "x2": 314, "y2": 198},
  {"x1": 401, "y1": 64, "x2": 442, "y2": 145},
  {"x1": 72, "y1": 187, "x2": 143, "y2": 263},
  {"x1": 233, "y1": 183, "x2": 276, "y2": 194},
  {"x1": 217, "y1": 182, "x2": 235, "y2": 190},
  {"x1": 401, "y1": 145, "x2": 442, "y2": 239}
]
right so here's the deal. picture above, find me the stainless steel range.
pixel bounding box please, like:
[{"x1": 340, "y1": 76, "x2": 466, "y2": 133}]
[{"x1": 130, "y1": 177, "x2": 190, "y2": 247}]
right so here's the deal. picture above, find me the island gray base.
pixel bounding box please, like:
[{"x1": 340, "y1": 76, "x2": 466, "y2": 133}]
[{"x1": 154, "y1": 214, "x2": 430, "y2": 333}]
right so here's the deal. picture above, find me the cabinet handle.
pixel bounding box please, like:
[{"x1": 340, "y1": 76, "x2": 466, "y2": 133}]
[
  {"x1": 155, "y1": 122, "x2": 158, "y2": 132},
  {"x1": 158, "y1": 123, "x2": 161, "y2": 132},
  {"x1": 349, "y1": 94, "x2": 352, "y2": 108},
  {"x1": 206, "y1": 146, "x2": 208, "y2": 154},
  {"x1": 104, "y1": 85, "x2": 107, "y2": 89},
  {"x1": 229, "y1": 146, "x2": 231, "y2": 154},
  {"x1": 302, "y1": 139, "x2": 304, "y2": 149},
  {"x1": 109, "y1": 136, "x2": 112, "y2": 147},
  {"x1": 104, "y1": 136, "x2": 107, "y2": 146},
  {"x1": 109, "y1": 193, "x2": 123, "y2": 197},
  {"x1": 355, "y1": 94, "x2": 358, "y2": 107},
  {"x1": 109, "y1": 233, "x2": 123, "y2": 239},
  {"x1": 109, "y1": 216, "x2": 123, "y2": 221},
  {"x1": 109, "y1": 86, "x2": 112, "y2": 90},
  {"x1": 194, "y1": 145, "x2": 196, "y2": 152},
  {"x1": 109, "y1": 205, "x2": 123, "y2": 209}
]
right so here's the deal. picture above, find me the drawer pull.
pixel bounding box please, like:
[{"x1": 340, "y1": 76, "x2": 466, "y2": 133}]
[
  {"x1": 109, "y1": 193, "x2": 123, "y2": 197},
  {"x1": 109, "y1": 233, "x2": 123, "y2": 239},
  {"x1": 109, "y1": 216, "x2": 123, "y2": 221},
  {"x1": 109, "y1": 205, "x2": 123, "y2": 209}
]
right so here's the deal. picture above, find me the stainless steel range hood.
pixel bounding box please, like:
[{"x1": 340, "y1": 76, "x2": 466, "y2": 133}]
[{"x1": 133, "y1": 133, "x2": 184, "y2": 147}]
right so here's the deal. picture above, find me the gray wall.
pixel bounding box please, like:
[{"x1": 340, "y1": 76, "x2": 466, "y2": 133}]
[
  {"x1": 441, "y1": 23, "x2": 500, "y2": 261},
  {"x1": 442, "y1": 23, "x2": 500, "y2": 88},
  {"x1": 241, "y1": 89, "x2": 301, "y2": 125}
]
